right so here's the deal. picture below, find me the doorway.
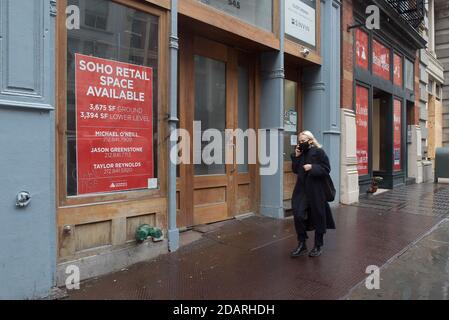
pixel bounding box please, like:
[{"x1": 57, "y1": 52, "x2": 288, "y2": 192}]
[
  {"x1": 372, "y1": 89, "x2": 393, "y2": 187},
  {"x1": 283, "y1": 65, "x2": 302, "y2": 212},
  {"x1": 178, "y1": 34, "x2": 257, "y2": 227}
]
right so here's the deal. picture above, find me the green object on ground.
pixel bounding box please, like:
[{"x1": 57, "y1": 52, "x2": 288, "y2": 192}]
[{"x1": 136, "y1": 224, "x2": 163, "y2": 242}]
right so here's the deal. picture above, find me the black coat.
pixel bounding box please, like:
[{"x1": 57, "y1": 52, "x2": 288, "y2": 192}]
[{"x1": 291, "y1": 147, "x2": 336, "y2": 234}]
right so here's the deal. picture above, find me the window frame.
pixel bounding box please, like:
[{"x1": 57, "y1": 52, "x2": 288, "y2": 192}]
[{"x1": 56, "y1": 0, "x2": 169, "y2": 207}]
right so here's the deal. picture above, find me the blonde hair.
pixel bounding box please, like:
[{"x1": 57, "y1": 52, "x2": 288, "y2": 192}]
[{"x1": 299, "y1": 130, "x2": 322, "y2": 149}]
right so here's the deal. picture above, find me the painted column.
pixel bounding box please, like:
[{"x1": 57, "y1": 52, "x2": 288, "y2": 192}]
[
  {"x1": 259, "y1": 0, "x2": 285, "y2": 219},
  {"x1": 0, "y1": 0, "x2": 56, "y2": 299},
  {"x1": 302, "y1": 0, "x2": 342, "y2": 204},
  {"x1": 168, "y1": 0, "x2": 180, "y2": 252}
]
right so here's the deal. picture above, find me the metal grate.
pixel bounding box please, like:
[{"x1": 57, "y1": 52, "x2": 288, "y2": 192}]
[{"x1": 386, "y1": 0, "x2": 425, "y2": 29}]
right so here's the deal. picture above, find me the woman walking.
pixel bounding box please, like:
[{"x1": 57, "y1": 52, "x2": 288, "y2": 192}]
[{"x1": 291, "y1": 131, "x2": 336, "y2": 258}]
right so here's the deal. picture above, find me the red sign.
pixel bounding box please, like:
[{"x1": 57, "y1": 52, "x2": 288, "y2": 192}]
[
  {"x1": 75, "y1": 54, "x2": 154, "y2": 195},
  {"x1": 356, "y1": 85, "x2": 369, "y2": 176},
  {"x1": 372, "y1": 40, "x2": 390, "y2": 81},
  {"x1": 355, "y1": 29, "x2": 369, "y2": 70},
  {"x1": 393, "y1": 54, "x2": 403, "y2": 87},
  {"x1": 394, "y1": 99, "x2": 402, "y2": 171}
]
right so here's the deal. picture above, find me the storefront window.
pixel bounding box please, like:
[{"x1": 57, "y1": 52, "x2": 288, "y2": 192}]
[
  {"x1": 355, "y1": 29, "x2": 369, "y2": 70},
  {"x1": 284, "y1": 79, "x2": 299, "y2": 161},
  {"x1": 194, "y1": 55, "x2": 226, "y2": 176},
  {"x1": 372, "y1": 39, "x2": 391, "y2": 81},
  {"x1": 285, "y1": 0, "x2": 317, "y2": 48},
  {"x1": 356, "y1": 85, "x2": 369, "y2": 176},
  {"x1": 393, "y1": 99, "x2": 402, "y2": 171},
  {"x1": 199, "y1": 0, "x2": 273, "y2": 31},
  {"x1": 393, "y1": 54, "x2": 403, "y2": 87},
  {"x1": 66, "y1": 0, "x2": 159, "y2": 196},
  {"x1": 405, "y1": 58, "x2": 414, "y2": 91}
]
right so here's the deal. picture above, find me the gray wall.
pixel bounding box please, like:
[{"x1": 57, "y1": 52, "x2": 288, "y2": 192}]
[
  {"x1": 303, "y1": 0, "x2": 341, "y2": 204},
  {"x1": 0, "y1": 0, "x2": 56, "y2": 299}
]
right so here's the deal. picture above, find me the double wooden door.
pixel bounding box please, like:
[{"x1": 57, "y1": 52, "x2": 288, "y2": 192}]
[{"x1": 178, "y1": 34, "x2": 257, "y2": 227}]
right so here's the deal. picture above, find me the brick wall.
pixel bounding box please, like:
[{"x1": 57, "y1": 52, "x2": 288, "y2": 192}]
[{"x1": 341, "y1": 0, "x2": 354, "y2": 110}]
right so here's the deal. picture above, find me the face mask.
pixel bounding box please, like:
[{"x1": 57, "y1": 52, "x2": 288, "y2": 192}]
[{"x1": 298, "y1": 142, "x2": 310, "y2": 152}]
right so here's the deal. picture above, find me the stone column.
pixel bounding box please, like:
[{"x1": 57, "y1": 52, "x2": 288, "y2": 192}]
[
  {"x1": 408, "y1": 125, "x2": 423, "y2": 183},
  {"x1": 340, "y1": 109, "x2": 359, "y2": 204}
]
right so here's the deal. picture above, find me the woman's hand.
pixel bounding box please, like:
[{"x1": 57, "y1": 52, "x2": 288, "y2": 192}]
[
  {"x1": 295, "y1": 145, "x2": 302, "y2": 157},
  {"x1": 303, "y1": 164, "x2": 312, "y2": 172}
]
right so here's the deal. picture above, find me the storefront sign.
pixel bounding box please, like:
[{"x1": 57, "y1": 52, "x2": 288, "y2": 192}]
[
  {"x1": 285, "y1": 0, "x2": 316, "y2": 47},
  {"x1": 372, "y1": 40, "x2": 390, "y2": 81},
  {"x1": 75, "y1": 54, "x2": 154, "y2": 195},
  {"x1": 284, "y1": 109, "x2": 298, "y2": 133},
  {"x1": 355, "y1": 29, "x2": 369, "y2": 70},
  {"x1": 356, "y1": 85, "x2": 369, "y2": 176},
  {"x1": 394, "y1": 99, "x2": 402, "y2": 171},
  {"x1": 393, "y1": 53, "x2": 403, "y2": 87}
]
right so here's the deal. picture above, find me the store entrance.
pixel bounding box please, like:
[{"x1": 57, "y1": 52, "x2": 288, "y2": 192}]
[
  {"x1": 178, "y1": 33, "x2": 257, "y2": 227},
  {"x1": 372, "y1": 89, "x2": 393, "y2": 188}
]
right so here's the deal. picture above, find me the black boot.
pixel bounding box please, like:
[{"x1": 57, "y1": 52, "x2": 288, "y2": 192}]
[
  {"x1": 309, "y1": 246, "x2": 322, "y2": 257},
  {"x1": 291, "y1": 242, "x2": 308, "y2": 258}
]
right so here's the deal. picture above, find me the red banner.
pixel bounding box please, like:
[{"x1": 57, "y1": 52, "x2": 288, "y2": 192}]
[
  {"x1": 75, "y1": 54, "x2": 154, "y2": 195},
  {"x1": 394, "y1": 99, "x2": 402, "y2": 171},
  {"x1": 393, "y1": 54, "x2": 403, "y2": 87},
  {"x1": 356, "y1": 85, "x2": 369, "y2": 176},
  {"x1": 372, "y1": 40, "x2": 390, "y2": 81},
  {"x1": 355, "y1": 29, "x2": 369, "y2": 70}
]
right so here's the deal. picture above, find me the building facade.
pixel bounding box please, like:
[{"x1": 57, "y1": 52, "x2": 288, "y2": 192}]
[
  {"x1": 435, "y1": 0, "x2": 449, "y2": 147},
  {"x1": 424, "y1": 0, "x2": 445, "y2": 164},
  {"x1": 0, "y1": 0, "x2": 341, "y2": 299},
  {"x1": 340, "y1": 0, "x2": 427, "y2": 202}
]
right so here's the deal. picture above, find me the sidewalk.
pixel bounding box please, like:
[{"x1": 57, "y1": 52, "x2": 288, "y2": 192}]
[{"x1": 65, "y1": 183, "x2": 449, "y2": 300}]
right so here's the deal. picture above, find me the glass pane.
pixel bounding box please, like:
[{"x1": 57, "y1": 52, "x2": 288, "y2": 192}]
[
  {"x1": 199, "y1": 0, "x2": 273, "y2": 31},
  {"x1": 393, "y1": 99, "x2": 402, "y2": 171},
  {"x1": 356, "y1": 86, "x2": 369, "y2": 176},
  {"x1": 238, "y1": 65, "x2": 249, "y2": 173},
  {"x1": 405, "y1": 59, "x2": 414, "y2": 91},
  {"x1": 194, "y1": 55, "x2": 226, "y2": 176},
  {"x1": 284, "y1": 79, "x2": 298, "y2": 161},
  {"x1": 67, "y1": 0, "x2": 159, "y2": 196},
  {"x1": 372, "y1": 40, "x2": 391, "y2": 81}
]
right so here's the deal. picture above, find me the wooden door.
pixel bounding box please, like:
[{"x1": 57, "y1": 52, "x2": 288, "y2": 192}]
[{"x1": 178, "y1": 34, "x2": 256, "y2": 227}]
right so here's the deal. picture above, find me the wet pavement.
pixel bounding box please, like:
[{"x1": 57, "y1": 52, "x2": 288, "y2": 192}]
[
  {"x1": 66, "y1": 183, "x2": 449, "y2": 300},
  {"x1": 347, "y1": 218, "x2": 449, "y2": 300}
]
